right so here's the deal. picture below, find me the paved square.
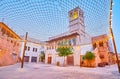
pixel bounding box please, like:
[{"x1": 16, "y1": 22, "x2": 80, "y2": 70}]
[{"x1": 0, "y1": 63, "x2": 120, "y2": 79}]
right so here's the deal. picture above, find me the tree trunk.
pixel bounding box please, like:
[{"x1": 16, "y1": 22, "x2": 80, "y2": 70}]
[{"x1": 63, "y1": 56, "x2": 66, "y2": 66}]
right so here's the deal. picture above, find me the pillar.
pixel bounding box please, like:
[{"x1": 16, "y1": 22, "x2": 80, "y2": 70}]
[{"x1": 73, "y1": 46, "x2": 80, "y2": 66}]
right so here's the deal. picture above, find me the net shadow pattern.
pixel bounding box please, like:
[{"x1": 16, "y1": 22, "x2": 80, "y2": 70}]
[{"x1": 0, "y1": 0, "x2": 110, "y2": 40}]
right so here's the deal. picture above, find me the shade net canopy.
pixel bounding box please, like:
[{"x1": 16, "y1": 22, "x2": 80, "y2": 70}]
[{"x1": 0, "y1": 0, "x2": 110, "y2": 41}]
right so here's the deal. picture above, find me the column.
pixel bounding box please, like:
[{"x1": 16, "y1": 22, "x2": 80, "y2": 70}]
[
  {"x1": 29, "y1": 56, "x2": 31, "y2": 63},
  {"x1": 45, "y1": 50, "x2": 48, "y2": 64},
  {"x1": 73, "y1": 46, "x2": 80, "y2": 66}
]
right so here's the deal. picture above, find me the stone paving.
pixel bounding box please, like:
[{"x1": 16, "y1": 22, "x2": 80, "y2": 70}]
[{"x1": 0, "y1": 63, "x2": 120, "y2": 79}]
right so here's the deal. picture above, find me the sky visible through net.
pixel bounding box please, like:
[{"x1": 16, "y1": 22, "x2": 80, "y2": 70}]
[{"x1": 0, "y1": 0, "x2": 110, "y2": 41}]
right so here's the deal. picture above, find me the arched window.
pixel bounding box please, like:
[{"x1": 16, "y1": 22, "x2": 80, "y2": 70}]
[
  {"x1": 99, "y1": 42, "x2": 103, "y2": 47},
  {"x1": 93, "y1": 43, "x2": 96, "y2": 49}
]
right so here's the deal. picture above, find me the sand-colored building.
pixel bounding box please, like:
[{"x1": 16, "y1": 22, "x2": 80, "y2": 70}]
[
  {"x1": 45, "y1": 7, "x2": 92, "y2": 66},
  {"x1": 0, "y1": 22, "x2": 21, "y2": 66},
  {"x1": 45, "y1": 7, "x2": 115, "y2": 67}
]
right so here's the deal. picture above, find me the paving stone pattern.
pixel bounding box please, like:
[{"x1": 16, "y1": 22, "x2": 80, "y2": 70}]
[{"x1": 0, "y1": 63, "x2": 120, "y2": 79}]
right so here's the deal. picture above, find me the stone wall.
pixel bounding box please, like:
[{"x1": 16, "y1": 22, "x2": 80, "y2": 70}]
[{"x1": 0, "y1": 35, "x2": 20, "y2": 66}]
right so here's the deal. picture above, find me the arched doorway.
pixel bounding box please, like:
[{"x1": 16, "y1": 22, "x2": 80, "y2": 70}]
[
  {"x1": 67, "y1": 55, "x2": 74, "y2": 65},
  {"x1": 48, "y1": 54, "x2": 52, "y2": 64}
]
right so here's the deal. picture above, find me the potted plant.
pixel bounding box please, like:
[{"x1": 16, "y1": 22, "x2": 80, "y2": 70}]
[{"x1": 84, "y1": 51, "x2": 95, "y2": 67}]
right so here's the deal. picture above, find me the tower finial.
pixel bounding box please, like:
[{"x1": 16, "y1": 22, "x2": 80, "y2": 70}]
[{"x1": 2, "y1": 18, "x2": 4, "y2": 22}]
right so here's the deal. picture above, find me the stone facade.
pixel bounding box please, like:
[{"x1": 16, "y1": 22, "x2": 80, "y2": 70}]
[
  {"x1": 45, "y1": 7, "x2": 91, "y2": 66},
  {"x1": 45, "y1": 7, "x2": 114, "y2": 67},
  {"x1": 92, "y1": 34, "x2": 116, "y2": 66},
  {"x1": 0, "y1": 22, "x2": 21, "y2": 66}
]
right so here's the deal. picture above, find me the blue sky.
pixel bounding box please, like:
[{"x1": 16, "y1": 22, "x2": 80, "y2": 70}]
[
  {"x1": 113, "y1": 0, "x2": 120, "y2": 53},
  {"x1": 0, "y1": 0, "x2": 119, "y2": 53}
]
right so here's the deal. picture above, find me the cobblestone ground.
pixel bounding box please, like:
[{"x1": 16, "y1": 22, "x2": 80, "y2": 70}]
[{"x1": 0, "y1": 63, "x2": 120, "y2": 79}]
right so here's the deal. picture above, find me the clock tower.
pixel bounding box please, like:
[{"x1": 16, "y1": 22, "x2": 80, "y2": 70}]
[{"x1": 68, "y1": 7, "x2": 85, "y2": 36}]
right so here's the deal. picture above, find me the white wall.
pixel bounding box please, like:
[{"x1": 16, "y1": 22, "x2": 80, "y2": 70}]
[
  {"x1": 45, "y1": 45, "x2": 93, "y2": 66},
  {"x1": 19, "y1": 42, "x2": 25, "y2": 59},
  {"x1": 20, "y1": 41, "x2": 45, "y2": 63},
  {"x1": 45, "y1": 49, "x2": 64, "y2": 65},
  {"x1": 73, "y1": 46, "x2": 81, "y2": 66}
]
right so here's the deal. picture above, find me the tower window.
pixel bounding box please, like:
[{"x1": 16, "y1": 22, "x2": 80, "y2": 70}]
[{"x1": 99, "y1": 42, "x2": 103, "y2": 47}]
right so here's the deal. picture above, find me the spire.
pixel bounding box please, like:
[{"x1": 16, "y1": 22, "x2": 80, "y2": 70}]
[{"x1": 2, "y1": 18, "x2": 4, "y2": 23}]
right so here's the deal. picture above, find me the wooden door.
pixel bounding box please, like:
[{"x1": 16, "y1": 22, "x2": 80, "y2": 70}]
[
  {"x1": 48, "y1": 56, "x2": 52, "y2": 64},
  {"x1": 67, "y1": 55, "x2": 74, "y2": 65}
]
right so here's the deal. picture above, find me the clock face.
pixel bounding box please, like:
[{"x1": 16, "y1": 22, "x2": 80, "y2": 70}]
[
  {"x1": 69, "y1": 10, "x2": 78, "y2": 20},
  {"x1": 73, "y1": 10, "x2": 78, "y2": 19}
]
